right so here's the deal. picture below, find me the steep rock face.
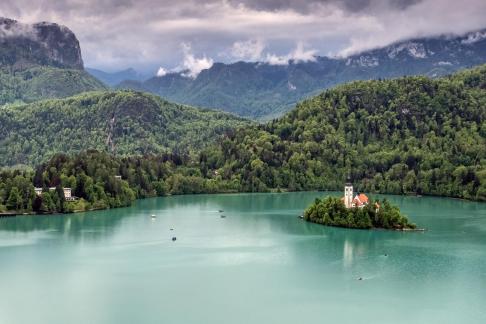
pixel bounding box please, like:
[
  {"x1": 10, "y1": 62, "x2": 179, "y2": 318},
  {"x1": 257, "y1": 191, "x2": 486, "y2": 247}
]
[{"x1": 0, "y1": 17, "x2": 83, "y2": 70}]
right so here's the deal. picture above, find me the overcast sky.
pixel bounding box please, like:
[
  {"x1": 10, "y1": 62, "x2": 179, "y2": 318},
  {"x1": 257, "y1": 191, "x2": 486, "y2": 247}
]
[{"x1": 1, "y1": 0, "x2": 485, "y2": 75}]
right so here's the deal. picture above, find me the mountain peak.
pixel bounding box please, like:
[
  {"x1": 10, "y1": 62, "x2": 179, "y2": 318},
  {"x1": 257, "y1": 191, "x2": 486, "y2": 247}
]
[{"x1": 0, "y1": 17, "x2": 83, "y2": 70}]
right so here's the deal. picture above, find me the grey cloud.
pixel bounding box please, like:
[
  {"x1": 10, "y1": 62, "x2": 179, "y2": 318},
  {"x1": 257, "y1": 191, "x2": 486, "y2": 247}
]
[
  {"x1": 0, "y1": 0, "x2": 484, "y2": 73},
  {"x1": 0, "y1": 17, "x2": 37, "y2": 40},
  {"x1": 228, "y1": 0, "x2": 422, "y2": 13}
]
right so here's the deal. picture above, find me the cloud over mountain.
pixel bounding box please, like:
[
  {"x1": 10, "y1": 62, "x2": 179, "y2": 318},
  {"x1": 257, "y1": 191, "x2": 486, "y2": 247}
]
[{"x1": 0, "y1": 0, "x2": 485, "y2": 72}]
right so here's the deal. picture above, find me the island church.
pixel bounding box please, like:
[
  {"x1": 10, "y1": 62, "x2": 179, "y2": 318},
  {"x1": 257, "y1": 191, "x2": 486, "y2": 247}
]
[{"x1": 341, "y1": 181, "x2": 370, "y2": 209}]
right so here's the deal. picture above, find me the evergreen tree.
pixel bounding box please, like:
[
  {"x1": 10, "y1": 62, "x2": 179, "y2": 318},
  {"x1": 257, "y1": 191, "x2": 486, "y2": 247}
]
[{"x1": 6, "y1": 187, "x2": 22, "y2": 211}]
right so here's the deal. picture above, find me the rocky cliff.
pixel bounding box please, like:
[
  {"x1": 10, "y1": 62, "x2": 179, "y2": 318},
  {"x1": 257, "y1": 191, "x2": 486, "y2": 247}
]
[{"x1": 0, "y1": 17, "x2": 83, "y2": 71}]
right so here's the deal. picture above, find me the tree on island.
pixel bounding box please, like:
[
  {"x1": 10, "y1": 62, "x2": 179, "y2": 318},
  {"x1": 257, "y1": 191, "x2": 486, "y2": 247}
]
[{"x1": 303, "y1": 196, "x2": 416, "y2": 230}]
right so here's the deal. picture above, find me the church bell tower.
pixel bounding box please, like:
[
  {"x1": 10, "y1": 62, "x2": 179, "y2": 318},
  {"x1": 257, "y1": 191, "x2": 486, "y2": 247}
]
[{"x1": 344, "y1": 179, "x2": 353, "y2": 208}]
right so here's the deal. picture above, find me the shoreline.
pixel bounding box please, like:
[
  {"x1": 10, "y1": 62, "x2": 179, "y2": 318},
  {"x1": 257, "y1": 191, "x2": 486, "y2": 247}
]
[{"x1": 1, "y1": 190, "x2": 484, "y2": 219}]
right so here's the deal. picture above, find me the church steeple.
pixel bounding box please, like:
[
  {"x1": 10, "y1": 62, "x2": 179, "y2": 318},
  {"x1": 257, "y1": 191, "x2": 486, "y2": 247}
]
[{"x1": 344, "y1": 176, "x2": 353, "y2": 208}]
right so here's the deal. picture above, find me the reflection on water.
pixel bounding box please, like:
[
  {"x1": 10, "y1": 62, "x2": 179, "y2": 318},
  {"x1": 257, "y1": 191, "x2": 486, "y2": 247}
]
[
  {"x1": 343, "y1": 239, "x2": 354, "y2": 268},
  {"x1": 0, "y1": 205, "x2": 136, "y2": 242},
  {"x1": 0, "y1": 192, "x2": 485, "y2": 324}
]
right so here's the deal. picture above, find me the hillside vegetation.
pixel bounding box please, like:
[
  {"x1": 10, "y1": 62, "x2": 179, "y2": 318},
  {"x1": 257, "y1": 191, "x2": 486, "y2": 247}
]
[
  {"x1": 0, "y1": 91, "x2": 251, "y2": 166},
  {"x1": 0, "y1": 66, "x2": 106, "y2": 105},
  {"x1": 1, "y1": 66, "x2": 485, "y2": 215},
  {"x1": 0, "y1": 151, "x2": 241, "y2": 214},
  {"x1": 197, "y1": 65, "x2": 486, "y2": 200}
]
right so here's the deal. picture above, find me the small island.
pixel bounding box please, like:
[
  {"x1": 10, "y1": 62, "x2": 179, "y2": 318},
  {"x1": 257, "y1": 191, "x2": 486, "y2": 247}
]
[{"x1": 304, "y1": 181, "x2": 417, "y2": 230}]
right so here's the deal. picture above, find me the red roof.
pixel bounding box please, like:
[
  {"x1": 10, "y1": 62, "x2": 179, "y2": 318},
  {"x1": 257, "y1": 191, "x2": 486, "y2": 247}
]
[
  {"x1": 353, "y1": 193, "x2": 369, "y2": 207},
  {"x1": 342, "y1": 193, "x2": 371, "y2": 207}
]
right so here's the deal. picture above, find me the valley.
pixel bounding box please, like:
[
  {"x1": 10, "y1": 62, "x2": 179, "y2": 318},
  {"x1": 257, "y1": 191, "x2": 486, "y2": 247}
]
[
  {"x1": 0, "y1": 6, "x2": 485, "y2": 324},
  {"x1": 0, "y1": 16, "x2": 483, "y2": 223}
]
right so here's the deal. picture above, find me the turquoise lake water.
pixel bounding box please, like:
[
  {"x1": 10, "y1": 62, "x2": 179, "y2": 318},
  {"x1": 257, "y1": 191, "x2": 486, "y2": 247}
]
[{"x1": 0, "y1": 192, "x2": 485, "y2": 324}]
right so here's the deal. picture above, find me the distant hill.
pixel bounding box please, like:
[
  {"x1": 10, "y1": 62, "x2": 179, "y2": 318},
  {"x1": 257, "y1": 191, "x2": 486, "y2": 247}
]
[
  {"x1": 0, "y1": 17, "x2": 105, "y2": 104},
  {"x1": 118, "y1": 29, "x2": 486, "y2": 120},
  {"x1": 197, "y1": 64, "x2": 486, "y2": 200},
  {"x1": 86, "y1": 68, "x2": 148, "y2": 87},
  {"x1": 0, "y1": 91, "x2": 251, "y2": 166}
]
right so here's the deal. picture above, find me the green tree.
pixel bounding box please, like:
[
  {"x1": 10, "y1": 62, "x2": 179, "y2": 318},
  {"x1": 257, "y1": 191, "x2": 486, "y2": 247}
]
[{"x1": 6, "y1": 187, "x2": 22, "y2": 211}]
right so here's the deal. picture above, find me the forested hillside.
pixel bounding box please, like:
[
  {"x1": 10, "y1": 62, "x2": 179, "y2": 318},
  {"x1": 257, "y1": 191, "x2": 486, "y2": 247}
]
[
  {"x1": 0, "y1": 66, "x2": 106, "y2": 104},
  {"x1": 198, "y1": 65, "x2": 486, "y2": 200},
  {"x1": 1, "y1": 66, "x2": 485, "y2": 214},
  {"x1": 0, "y1": 91, "x2": 251, "y2": 166},
  {"x1": 0, "y1": 151, "x2": 240, "y2": 213}
]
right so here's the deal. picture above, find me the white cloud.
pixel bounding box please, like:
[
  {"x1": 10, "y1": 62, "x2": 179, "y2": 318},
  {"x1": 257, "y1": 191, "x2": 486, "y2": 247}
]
[
  {"x1": 264, "y1": 53, "x2": 289, "y2": 65},
  {"x1": 290, "y1": 42, "x2": 317, "y2": 63},
  {"x1": 264, "y1": 42, "x2": 317, "y2": 65},
  {"x1": 338, "y1": 0, "x2": 486, "y2": 57},
  {"x1": 156, "y1": 66, "x2": 168, "y2": 77},
  {"x1": 231, "y1": 38, "x2": 265, "y2": 61},
  {"x1": 180, "y1": 43, "x2": 213, "y2": 78}
]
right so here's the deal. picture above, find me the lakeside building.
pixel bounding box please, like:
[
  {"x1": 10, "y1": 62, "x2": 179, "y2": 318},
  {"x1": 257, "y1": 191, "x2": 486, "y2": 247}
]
[{"x1": 34, "y1": 187, "x2": 76, "y2": 201}]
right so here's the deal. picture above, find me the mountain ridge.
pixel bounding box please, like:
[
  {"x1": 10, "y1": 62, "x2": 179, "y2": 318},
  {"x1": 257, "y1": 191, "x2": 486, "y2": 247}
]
[
  {"x1": 117, "y1": 28, "x2": 486, "y2": 119},
  {"x1": 86, "y1": 67, "x2": 149, "y2": 87}
]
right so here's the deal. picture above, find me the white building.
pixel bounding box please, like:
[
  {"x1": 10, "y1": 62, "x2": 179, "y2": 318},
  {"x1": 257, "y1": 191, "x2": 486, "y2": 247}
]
[
  {"x1": 34, "y1": 187, "x2": 75, "y2": 201},
  {"x1": 34, "y1": 188, "x2": 43, "y2": 196},
  {"x1": 63, "y1": 188, "x2": 72, "y2": 199}
]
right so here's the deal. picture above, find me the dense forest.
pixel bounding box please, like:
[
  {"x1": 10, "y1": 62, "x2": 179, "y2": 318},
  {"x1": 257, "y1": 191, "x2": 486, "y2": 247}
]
[
  {"x1": 0, "y1": 90, "x2": 251, "y2": 166},
  {"x1": 197, "y1": 64, "x2": 486, "y2": 201},
  {"x1": 304, "y1": 196, "x2": 416, "y2": 230},
  {"x1": 0, "y1": 66, "x2": 105, "y2": 105},
  {"x1": 1, "y1": 65, "x2": 485, "y2": 214},
  {"x1": 0, "y1": 150, "x2": 239, "y2": 213}
]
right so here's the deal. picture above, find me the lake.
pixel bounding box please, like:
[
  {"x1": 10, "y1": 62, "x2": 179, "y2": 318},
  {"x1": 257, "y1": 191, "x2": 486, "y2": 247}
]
[{"x1": 0, "y1": 192, "x2": 485, "y2": 324}]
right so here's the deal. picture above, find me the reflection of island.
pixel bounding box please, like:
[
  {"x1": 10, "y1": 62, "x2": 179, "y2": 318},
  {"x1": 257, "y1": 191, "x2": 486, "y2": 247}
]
[{"x1": 304, "y1": 181, "x2": 417, "y2": 230}]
